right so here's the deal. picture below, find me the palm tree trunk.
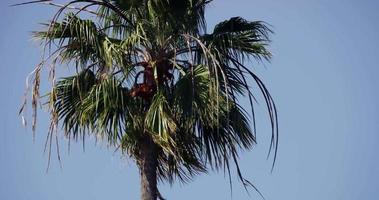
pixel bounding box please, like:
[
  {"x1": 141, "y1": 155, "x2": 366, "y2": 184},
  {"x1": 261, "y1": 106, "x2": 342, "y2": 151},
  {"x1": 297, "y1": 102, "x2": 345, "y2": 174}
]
[{"x1": 139, "y1": 137, "x2": 158, "y2": 200}]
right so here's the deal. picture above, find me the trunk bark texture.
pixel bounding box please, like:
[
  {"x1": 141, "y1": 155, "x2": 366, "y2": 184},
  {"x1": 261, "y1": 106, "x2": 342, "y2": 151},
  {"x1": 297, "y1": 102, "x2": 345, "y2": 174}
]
[{"x1": 139, "y1": 137, "x2": 158, "y2": 200}]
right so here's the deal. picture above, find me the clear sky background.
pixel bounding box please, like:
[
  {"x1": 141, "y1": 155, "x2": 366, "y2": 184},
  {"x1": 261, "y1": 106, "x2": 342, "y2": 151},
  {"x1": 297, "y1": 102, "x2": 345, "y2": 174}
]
[{"x1": 1, "y1": 0, "x2": 379, "y2": 199}]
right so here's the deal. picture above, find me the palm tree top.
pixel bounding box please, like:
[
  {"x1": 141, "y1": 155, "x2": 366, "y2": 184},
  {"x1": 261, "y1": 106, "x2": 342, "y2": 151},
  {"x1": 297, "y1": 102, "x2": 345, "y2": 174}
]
[{"x1": 18, "y1": 0, "x2": 278, "y2": 196}]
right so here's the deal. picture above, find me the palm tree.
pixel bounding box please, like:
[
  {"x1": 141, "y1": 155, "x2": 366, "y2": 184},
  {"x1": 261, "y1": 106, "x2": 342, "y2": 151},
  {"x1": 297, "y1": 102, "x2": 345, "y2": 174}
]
[{"x1": 18, "y1": 0, "x2": 278, "y2": 199}]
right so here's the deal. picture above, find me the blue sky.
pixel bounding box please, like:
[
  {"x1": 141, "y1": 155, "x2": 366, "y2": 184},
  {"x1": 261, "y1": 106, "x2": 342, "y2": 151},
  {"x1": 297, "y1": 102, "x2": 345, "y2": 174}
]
[{"x1": 1, "y1": 0, "x2": 379, "y2": 199}]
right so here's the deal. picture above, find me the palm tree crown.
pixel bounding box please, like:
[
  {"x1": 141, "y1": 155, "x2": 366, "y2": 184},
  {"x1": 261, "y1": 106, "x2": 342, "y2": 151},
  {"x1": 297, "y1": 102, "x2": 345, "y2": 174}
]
[{"x1": 19, "y1": 0, "x2": 278, "y2": 199}]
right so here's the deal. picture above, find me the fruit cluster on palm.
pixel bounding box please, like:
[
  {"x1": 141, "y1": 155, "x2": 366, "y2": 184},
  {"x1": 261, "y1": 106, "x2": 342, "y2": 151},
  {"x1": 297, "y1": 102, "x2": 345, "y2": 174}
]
[{"x1": 19, "y1": 0, "x2": 278, "y2": 199}]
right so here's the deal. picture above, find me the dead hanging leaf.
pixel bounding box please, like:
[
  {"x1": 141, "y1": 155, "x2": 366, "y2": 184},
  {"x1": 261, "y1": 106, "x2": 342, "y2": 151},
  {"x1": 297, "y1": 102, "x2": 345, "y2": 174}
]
[{"x1": 19, "y1": 62, "x2": 43, "y2": 141}]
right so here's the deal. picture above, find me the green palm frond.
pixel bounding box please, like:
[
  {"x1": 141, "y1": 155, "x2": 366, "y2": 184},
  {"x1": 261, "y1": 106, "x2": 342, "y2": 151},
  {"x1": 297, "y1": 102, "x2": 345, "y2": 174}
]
[
  {"x1": 51, "y1": 70, "x2": 96, "y2": 139},
  {"x1": 204, "y1": 17, "x2": 273, "y2": 61},
  {"x1": 51, "y1": 70, "x2": 138, "y2": 145},
  {"x1": 35, "y1": 13, "x2": 99, "y2": 43},
  {"x1": 145, "y1": 90, "x2": 177, "y2": 148},
  {"x1": 173, "y1": 65, "x2": 210, "y2": 119},
  {"x1": 80, "y1": 77, "x2": 133, "y2": 144}
]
